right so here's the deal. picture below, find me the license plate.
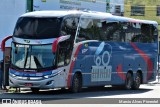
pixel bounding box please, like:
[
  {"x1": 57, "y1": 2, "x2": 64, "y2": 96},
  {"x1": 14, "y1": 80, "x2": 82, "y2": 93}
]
[{"x1": 25, "y1": 83, "x2": 33, "y2": 87}]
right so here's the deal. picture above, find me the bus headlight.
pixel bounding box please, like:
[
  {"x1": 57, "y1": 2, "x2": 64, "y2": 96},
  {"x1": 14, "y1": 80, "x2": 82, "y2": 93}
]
[
  {"x1": 10, "y1": 73, "x2": 16, "y2": 77},
  {"x1": 43, "y1": 70, "x2": 63, "y2": 79},
  {"x1": 44, "y1": 75, "x2": 50, "y2": 79}
]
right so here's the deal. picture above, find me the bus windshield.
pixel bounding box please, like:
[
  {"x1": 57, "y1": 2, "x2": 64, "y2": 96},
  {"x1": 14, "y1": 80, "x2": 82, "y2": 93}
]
[
  {"x1": 11, "y1": 43, "x2": 55, "y2": 70},
  {"x1": 13, "y1": 17, "x2": 62, "y2": 39}
]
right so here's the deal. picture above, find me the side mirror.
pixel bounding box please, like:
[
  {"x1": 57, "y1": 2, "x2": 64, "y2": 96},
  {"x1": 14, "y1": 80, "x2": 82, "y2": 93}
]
[
  {"x1": 52, "y1": 35, "x2": 71, "y2": 53},
  {"x1": 1, "y1": 35, "x2": 12, "y2": 52}
]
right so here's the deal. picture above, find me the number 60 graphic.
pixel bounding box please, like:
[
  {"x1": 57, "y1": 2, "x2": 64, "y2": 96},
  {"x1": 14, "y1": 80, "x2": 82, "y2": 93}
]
[{"x1": 94, "y1": 42, "x2": 112, "y2": 66}]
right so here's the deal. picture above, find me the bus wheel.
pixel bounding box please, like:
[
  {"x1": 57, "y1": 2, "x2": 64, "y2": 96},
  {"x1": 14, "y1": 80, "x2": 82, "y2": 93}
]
[
  {"x1": 125, "y1": 72, "x2": 133, "y2": 90},
  {"x1": 31, "y1": 88, "x2": 40, "y2": 93},
  {"x1": 133, "y1": 72, "x2": 141, "y2": 90},
  {"x1": 71, "y1": 73, "x2": 82, "y2": 93}
]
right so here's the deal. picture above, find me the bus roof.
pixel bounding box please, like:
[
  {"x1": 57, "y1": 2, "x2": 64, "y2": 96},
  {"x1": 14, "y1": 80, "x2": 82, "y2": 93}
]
[
  {"x1": 106, "y1": 15, "x2": 158, "y2": 25},
  {"x1": 21, "y1": 10, "x2": 158, "y2": 25},
  {"x1": 21, "y1": 10, "x2": 81, "y2": 17},
  {"x1": 20, "y1": 10, "x2": 113, "y2": 18}
]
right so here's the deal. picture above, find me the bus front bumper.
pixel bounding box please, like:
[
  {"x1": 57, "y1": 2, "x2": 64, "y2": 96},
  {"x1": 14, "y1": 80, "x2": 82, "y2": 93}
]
[{"x1": 9, "y1": 76, "x2": 55, "y2": 89}]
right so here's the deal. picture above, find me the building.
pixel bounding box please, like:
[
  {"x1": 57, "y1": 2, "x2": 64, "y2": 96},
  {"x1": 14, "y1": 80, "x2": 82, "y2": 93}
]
[
  {"x1": 33, "y1": 0, "x2": 106, "y2": 12},
  {"x1": 124, "y1": 0, "x2": 160, "y2": 33},
  {"x1": 32, "y1": 0, "x2": 124, "y2": 15},
  {"x1": 109, "y1": 0, "x2": 124, "y2": 16}
]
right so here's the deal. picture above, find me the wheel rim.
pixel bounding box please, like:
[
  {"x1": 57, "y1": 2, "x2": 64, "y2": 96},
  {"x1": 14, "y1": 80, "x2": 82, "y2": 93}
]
[
  {"x1": 126, "y1": 73, "x2": 133, "y2": 89},
  {"x1": 135, "y1": 75, "x2": 141, "y2": 88},
  {"x1": 72, "y1": 74, "x2": 82, "y2": 93},
  {"x1": 74, "y1": 77, "x2": 79, "y2": 91},
  {"x1": 127, "y1": 77, "x2": 132, "y2": 89}
]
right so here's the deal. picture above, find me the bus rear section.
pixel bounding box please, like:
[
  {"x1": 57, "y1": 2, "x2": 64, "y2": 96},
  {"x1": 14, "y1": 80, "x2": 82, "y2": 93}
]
[{"x1": 72, "y1": 16, "x2": 158, "y2": 91}]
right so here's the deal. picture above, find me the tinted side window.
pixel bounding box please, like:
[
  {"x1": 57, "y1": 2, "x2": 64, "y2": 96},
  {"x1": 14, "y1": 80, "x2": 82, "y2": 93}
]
[
  {"x1": 57, "y1": 17, "x2": 79, "y2": 67},
  {"x1": 76, "y1": 18, "x2": 157, "y2": 43},
  {"x1": 92, "y1": 19, "x2": 103, "y2": 40},
  {"x1": 61, "y1": 17, "x2": 79, "y2": 39},
  {"x1": 130, "y1": 23, "x2": 156, "y2": 43},
  {"x1": 76, "y1": 18, "x2": 93, "y2": 42},
  {"x1": 100, "y1": 22, "x2": 123, "y2": 42},
  {"x1": 122, "y1": 22, "x2": 140, "y2": 42},
  {"x1": 76, "y1": 18, "x2": 102, "y2": 42},
  {"x1": 101, "y1": 22, "x2": 156, "y2": 43}
]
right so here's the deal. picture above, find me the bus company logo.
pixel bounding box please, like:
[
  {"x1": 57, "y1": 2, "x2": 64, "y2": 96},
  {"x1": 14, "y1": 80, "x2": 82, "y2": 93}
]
[
  {"x1": 84, "y1": 43, "x2": 88, "y2": 47},
  {"x1": 82, "y1": 49, "x2": 88, "y2": 54},
  {"x1": 91, "y1": 42, "x2": 112, "y2": 82},
  {"x1": 94, "y1": 42, "x2": 112, "y2": 66},
  {"x1": 24, "y1": 39, "x2": 30, "y2": 43}
]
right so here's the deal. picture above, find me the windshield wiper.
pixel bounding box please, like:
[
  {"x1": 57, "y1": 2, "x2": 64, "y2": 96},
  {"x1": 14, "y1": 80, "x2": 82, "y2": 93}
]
[
  {"x1": 23, "y1": 48, "x2": 29, "y2": 68},
  {"x1": 33, "y1": 56, "x2": 42, "y2": 69}
]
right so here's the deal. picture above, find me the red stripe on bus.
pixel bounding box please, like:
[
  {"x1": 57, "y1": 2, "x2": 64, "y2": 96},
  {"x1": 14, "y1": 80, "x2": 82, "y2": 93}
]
[
  {"x1": 52, "y1": 37, "x2": 61, "y2": 53},
  {"x1": 116, "y1": 64, "x2": 126, "y2": 80},
  {"x1": 130, "y1": 42, "x2": 153, "y2": 80},
  {"x1": 67, "y1": 44, "x2": 82, "y2": 88}
]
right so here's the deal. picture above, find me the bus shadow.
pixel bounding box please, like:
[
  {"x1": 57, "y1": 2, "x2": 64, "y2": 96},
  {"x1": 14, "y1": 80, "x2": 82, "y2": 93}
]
[{"x1": 0, "y1": 85, "x2": 153, "y2": 102}]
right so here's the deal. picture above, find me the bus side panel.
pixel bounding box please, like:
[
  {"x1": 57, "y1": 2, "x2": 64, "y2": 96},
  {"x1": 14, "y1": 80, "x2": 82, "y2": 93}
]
[
  {"x1": 70, "y1": 44, "x2": 93, "y2": 87},
  {"x1": 130, "y1": 43, "x2": 157, "y2": 83},
  {"x1": 86, "y1": 42, "x2": 113, "y2": 86},
  {"x1": 111, "y1": 53, "x2": 126, "y2": 85},
  {"x1": 70, "y1": 42, "x2": 157, "y2": 88},
  {"x1": 83, "y1": 55, "x2": 98, "y2": 87}
]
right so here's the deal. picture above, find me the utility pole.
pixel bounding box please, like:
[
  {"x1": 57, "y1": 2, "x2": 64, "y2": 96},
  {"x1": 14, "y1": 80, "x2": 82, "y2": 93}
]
[{"x1": 27, "y1": 0, "x2": 33, "y2": 12}]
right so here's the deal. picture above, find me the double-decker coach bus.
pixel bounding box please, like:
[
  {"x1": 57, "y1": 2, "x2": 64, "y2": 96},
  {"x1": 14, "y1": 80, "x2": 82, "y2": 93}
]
[{"x1": 1, "y1": 10, "x2": 158, "y2": 93}]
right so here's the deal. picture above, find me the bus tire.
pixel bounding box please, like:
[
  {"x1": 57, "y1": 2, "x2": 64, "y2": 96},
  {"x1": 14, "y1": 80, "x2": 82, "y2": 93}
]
[
  {"x1": 31, "y1": 88, "x2": 40, "y2": 93},
  {"x1": 132, "y1": 72, "x2": 141, "y2": 90},
  {"x1": 125, "y1": 72, "x2": 133, "y2": 90},
  {"x1": 71, "y1": 73, "x2": 82, "y2": 93}
]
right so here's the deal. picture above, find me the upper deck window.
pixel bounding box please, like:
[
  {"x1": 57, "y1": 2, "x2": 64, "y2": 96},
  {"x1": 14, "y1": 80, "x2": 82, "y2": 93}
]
[{"x1": 13, "y1": 17, "x2": 62, "y2": 39}]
